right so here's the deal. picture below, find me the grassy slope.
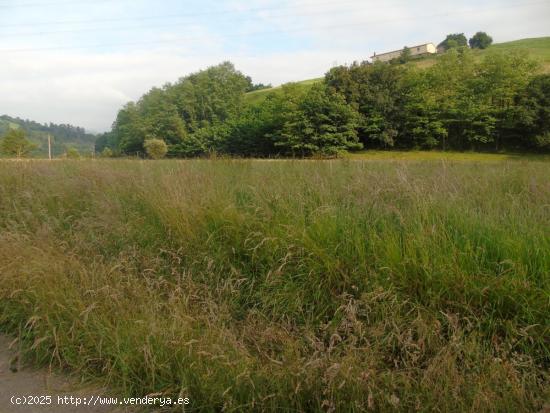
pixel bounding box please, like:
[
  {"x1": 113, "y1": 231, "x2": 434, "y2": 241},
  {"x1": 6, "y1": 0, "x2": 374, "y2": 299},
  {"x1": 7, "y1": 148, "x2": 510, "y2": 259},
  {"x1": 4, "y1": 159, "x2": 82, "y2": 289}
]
[
  {"x1": 415, "y1": 36, "x2": 550, "y2": 71},
  {"x1": 246, "y1": 37, "x2": 550, "y2": 104},
  {"x1": 0, "y1": 159, "x2": 548, "y2": 411},
  {"x1": 245, "y1": 77, "x2": 323, "y2": 105}
]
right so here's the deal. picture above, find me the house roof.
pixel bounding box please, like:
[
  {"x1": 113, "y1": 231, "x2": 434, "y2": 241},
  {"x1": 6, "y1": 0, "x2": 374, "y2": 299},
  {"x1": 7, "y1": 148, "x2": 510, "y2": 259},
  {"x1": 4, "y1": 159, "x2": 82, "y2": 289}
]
[{"x1": 370, "y1": 43, "x2": 435, "y2": 59}]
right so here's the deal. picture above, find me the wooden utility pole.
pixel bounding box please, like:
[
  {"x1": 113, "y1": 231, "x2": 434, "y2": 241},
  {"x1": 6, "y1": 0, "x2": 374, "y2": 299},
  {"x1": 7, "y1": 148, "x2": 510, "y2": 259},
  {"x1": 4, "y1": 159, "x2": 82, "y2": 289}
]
[{"x1": 47, "y1": 134, "x2": 52, "y2": 160}]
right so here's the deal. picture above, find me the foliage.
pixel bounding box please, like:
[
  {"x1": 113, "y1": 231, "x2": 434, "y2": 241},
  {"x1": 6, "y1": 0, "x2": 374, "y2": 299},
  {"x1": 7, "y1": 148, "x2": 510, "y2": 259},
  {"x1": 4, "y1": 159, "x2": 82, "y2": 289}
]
[
  {"x1": 66, "y1": 147, "x2": 80, "y2": 159},
  {"x1": 469, "y1": 31, "x2": 493, "y2": 49},
  {"x1": 325, "y1": 49, "x2": 543, "y2": 151},
  {"x1": 0, "y1": 115, "x2": 95, "y2": 157},
  {"x1": 398, "y1": 46, "x2": 412, "y2": 64},
  {"x1": 94, "y1": 131, "x2": 118, "y2": 154},
  {"x1": 515, "y1": 74, "x2": 550, "y2": 148},
  {"x1": 111, "y1": 62, "x2": 251, "y2": 156},
  {"x1": 0, "y1": 129, "x2": 37, "y2": 158},
  {"x1": 144, "y1": 138, "x2": 168, "y2": 159},
  {"x1": 438, "y1": 33, "x2": 468, "y2": 51},
  {"x1": 245, "y1": 76, "x2": 272, "y2": 92},
  {"x1": 274, "y1": 84, "x2": 362, "y2": 156},
  {"x1": 103, "y1": 48, "x2": 548, "y2": 157},
  {"x1": 101, "y1": 147, "x2": 113, "y2": 158}
]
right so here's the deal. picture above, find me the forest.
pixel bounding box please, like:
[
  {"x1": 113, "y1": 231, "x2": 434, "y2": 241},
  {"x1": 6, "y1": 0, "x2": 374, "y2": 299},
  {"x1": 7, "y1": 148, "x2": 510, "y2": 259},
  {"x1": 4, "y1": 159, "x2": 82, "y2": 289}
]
[
  {"x1": 96, "y1": 48, "x2": 550, "y2": 158},
  {"x1": 0, "y1": 115, "x2": 96, "y2": 157}
]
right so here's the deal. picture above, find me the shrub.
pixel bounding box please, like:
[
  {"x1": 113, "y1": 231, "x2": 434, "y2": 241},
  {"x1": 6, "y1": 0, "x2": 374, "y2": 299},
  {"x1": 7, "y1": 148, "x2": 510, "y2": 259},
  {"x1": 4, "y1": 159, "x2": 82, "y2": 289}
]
[
  {"x1": 101, "y1": 147, "x2": 113, "y2": 158},
  {"x1": 66, "y1": 147, "x2": 80, "y2": 159},
  {"x1": 144, "y1": 138, "x2": 168, "y2": 159}
]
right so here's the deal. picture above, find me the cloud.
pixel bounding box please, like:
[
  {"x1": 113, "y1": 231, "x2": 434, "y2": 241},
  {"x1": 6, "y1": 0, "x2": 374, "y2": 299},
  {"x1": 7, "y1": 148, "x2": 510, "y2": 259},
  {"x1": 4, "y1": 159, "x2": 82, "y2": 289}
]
[{"x1": 0, "y1": 0, "x2": 548, "y2": 132}]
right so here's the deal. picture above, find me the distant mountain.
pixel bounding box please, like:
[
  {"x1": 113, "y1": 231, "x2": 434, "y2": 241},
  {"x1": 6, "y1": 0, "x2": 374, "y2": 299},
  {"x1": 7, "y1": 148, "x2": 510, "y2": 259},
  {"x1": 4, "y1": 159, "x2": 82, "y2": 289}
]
[{"x1": 0, "y1": 115, "x2": 96, "y2": 157}]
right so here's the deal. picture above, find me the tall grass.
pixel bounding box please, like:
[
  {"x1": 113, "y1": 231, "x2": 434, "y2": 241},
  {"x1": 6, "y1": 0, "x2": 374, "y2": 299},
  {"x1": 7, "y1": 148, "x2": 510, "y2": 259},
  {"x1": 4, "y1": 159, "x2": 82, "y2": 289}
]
[{"x1": 0, "y1": 159, "x2": 548, "y2": 412}]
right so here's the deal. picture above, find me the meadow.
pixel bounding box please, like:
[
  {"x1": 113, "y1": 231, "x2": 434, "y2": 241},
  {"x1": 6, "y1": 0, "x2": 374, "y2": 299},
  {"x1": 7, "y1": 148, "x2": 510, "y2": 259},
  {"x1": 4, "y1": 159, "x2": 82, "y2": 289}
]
[{"x1": 0, "y1": 158, "x2": 549, "y2": 412}]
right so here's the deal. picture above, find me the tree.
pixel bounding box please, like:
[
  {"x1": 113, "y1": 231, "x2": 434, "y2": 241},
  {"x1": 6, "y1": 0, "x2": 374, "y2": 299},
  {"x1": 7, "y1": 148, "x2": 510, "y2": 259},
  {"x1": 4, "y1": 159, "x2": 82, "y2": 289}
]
[
  {"x1": 0, "y1": 129, "x2": 37, "y2": 158},
  {"x1": 144, "y1": 138, "x2": 168, "y2": 159},
  {"x1": 469, "y1": 32, "x2": 493, "y2": 49},
  {"x1": 515, "y1": 74, "x2": 550, "y2": 149},
  {"x1": 438, "y1": 33, "x2": 468, "y2": 51},
  {"x1": 398, "y1": 47, "x2": 412, "y2": 64},
  {"x1": 274, "y1": 84, "x2": 362, "y2": 156}
]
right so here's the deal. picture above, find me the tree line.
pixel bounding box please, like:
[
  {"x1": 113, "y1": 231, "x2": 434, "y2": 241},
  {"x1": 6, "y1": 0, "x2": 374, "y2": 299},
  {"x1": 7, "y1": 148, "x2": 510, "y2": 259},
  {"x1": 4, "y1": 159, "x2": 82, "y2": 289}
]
[
  {"x1": 95, "y1": 48, "x2": 549, "y2": 158},
  {"x1": 2, "y1": 52, "x2": 545, "y2": 159},
  {"x1": 0, "y1": 115, "x2": 96, "y2": 158}
]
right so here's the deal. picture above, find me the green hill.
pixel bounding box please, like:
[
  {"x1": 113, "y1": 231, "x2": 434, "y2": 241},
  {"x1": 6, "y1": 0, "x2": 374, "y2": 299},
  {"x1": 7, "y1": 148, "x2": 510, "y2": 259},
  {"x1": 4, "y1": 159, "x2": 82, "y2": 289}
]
[
  {"x1": 0, "y1": 115, "x2": 96, "y2": 158},
  {"x1": 246, "y1": 37, "x2": 550, "y2": 104},
  {"x1": 415, "y1": 36, "x2": 550, "y2": 70},
  {"x1": 245, "y1": 77, "x2": 323, "y2": 105}
]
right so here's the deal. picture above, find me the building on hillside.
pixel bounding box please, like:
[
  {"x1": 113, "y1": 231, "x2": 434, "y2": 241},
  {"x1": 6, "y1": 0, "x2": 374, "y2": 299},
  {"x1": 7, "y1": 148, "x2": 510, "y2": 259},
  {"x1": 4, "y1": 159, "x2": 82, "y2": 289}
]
[{"x1": 371, "y1": 43, "x2": 437, "y2": 63}]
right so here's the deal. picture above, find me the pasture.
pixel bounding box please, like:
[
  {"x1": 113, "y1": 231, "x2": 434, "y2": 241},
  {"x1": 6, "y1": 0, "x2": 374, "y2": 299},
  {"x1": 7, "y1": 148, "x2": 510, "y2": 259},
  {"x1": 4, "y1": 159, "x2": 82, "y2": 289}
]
[{"x1": 0, "y1": 158, "x2": 548, "y2": 412}]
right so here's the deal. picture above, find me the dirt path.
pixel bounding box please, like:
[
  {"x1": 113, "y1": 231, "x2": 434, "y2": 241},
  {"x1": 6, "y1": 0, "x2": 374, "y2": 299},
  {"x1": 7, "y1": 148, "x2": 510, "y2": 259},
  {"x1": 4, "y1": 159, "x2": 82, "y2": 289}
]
[{"x1": 0, "y1": 334, "x2": 126, "y2": 413}]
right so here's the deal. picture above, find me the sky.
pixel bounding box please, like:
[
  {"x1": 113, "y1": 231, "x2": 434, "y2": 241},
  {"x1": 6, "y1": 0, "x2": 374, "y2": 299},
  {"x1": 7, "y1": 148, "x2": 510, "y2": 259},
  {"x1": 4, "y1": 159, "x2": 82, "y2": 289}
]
[{"x1": 0, "y1": 0, "x2": 549, "y2": 132}]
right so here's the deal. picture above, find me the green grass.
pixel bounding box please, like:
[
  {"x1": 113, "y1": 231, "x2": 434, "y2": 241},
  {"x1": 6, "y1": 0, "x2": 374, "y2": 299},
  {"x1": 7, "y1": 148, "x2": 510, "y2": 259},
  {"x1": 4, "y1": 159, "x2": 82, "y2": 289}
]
[
  {"x1": 415, "y1": 37, "x2": 550, "y2": 72},
  {"x1": 0, "y1": 159, "x2": 549, "y2": 412},
  {"x1": 245, "y1": 78, "x2": 324, "y2": 104}
]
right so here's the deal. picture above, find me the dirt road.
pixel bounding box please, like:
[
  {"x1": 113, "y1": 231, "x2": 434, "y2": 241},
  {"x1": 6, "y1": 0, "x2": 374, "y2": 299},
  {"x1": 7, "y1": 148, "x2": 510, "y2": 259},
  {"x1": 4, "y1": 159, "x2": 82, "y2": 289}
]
[{"x1": 0, "y1": 334, "x2": 125, "y2": 413}]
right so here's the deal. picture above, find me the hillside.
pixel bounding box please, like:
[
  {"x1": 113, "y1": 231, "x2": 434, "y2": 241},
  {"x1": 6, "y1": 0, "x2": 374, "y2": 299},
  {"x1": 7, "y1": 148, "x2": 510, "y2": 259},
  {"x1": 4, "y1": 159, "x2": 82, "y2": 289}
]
[
  {"x1": 245, "y1": 77, "x2": 323, "y2": 105},
  {"x1": 415, "y1": 36, "x2": 550, "y2": 70},
  {"x1": 245, "y1": 36, "x2": 550, "y2": 103},
  {"x1": 0, "y1": 115, "x2": 96, "y2": 157}
]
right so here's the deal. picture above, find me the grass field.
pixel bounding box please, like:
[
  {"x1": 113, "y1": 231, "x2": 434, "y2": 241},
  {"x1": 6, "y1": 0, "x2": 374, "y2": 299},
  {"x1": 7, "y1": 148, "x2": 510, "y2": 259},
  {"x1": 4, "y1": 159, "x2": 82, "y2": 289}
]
[{"x1": 0, "y1": 158, "x2": 549, "y2": 412}]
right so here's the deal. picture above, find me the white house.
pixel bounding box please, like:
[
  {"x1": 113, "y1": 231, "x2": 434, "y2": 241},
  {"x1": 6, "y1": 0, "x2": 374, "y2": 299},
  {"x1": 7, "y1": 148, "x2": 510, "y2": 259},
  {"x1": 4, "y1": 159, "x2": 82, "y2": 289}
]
[{"x1": 371, "y1": 43, "x2": 437, "y2": 63}]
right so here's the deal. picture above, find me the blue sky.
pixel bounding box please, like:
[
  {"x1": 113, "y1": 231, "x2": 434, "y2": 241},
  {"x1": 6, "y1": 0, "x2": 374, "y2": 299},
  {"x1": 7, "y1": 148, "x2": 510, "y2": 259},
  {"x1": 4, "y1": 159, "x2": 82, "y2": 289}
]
[{"x1": 0, "y1": 0, "x2": 549, "y2": 132}]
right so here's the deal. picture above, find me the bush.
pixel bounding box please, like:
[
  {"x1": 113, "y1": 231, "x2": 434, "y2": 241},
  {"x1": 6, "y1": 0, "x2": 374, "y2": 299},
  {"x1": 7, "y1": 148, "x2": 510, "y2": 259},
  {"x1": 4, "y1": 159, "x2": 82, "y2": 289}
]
[
  {"x1": 533, "y1": 131, "x2": 550, "y2": 148},
  {"x1": 66, "y1": 147, "x2": 80, "y2": 159},
  {"x1": 144, "y1": 138, "x2": 168, "y2": 159},
  {"x1": 101, "y1": 147, "x2": 113, "y2": 158}
]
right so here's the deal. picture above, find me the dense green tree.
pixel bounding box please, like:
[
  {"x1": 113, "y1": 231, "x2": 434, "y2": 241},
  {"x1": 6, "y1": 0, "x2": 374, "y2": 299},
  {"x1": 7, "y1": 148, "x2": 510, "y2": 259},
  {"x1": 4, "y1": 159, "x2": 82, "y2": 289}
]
[
  {"x1": 325, "y1": 48, "x2": 541, "y2": 152},
  {"x1": 469, "y1": 32, "x2": 493, "y2": 49},
  {"x1": 105, "y1": 54, "x2": 548, "y2": 157},
  {"x1": 169, "y1": 62, "x2": 250, "y2": 132},
  {"x1": 0, "y1": 129, "x2": 37, "y2": 158},
  {"x1": 224, "y1": 83, "x2": 306, "y2": 156},
  {"x1": 438, "y1": 33, "x2": 468, "y2": 51},
  {"x1": 113, "y1": 102, "x2": 146, "y2": 155},
  {"x1": 111, "y1": 62, "x2": 250, "y2": 156},
  {"x1": 274, "y1": 84, "x2": 362, "y2": 156},
  {"x1": 138, "y1": 88, "x2": 187, "y2": 146},
  {"x1": 515, "y1": 74, "x2": 550, "y2": 149},
  {"x1": 94, "y1": 132, "x2": 118, "y2": 154}
]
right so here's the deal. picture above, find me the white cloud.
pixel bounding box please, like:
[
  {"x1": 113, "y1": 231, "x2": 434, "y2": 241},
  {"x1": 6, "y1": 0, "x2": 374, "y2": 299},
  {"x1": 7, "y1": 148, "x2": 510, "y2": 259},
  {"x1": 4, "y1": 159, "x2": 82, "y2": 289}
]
[{"x1": 0, "y1": 0, "x2": 548, "y2": 132}]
